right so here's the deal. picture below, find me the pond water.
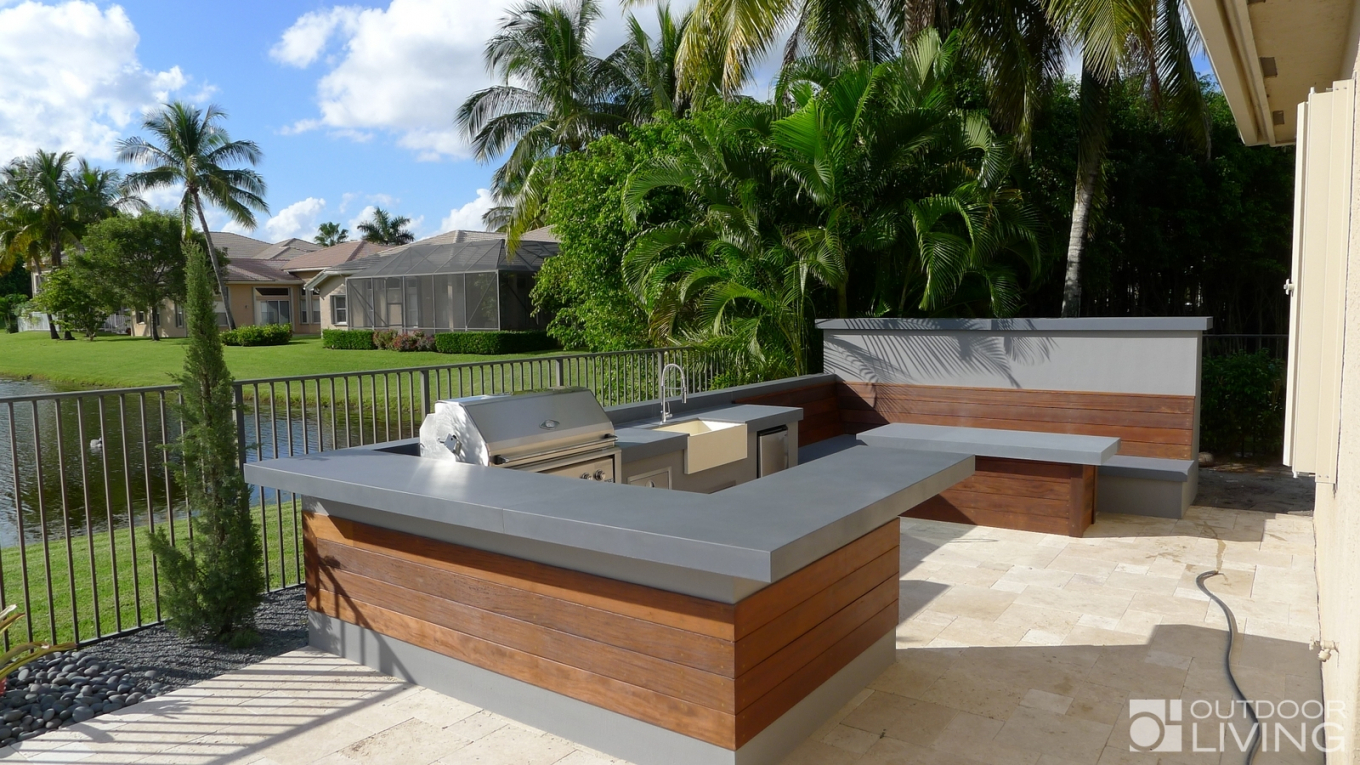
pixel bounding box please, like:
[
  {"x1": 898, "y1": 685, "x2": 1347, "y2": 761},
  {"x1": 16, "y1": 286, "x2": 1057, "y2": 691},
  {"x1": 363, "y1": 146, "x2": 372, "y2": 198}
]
[{"x1": 0, "y1": 375, "x2": 400, "y2": 549}]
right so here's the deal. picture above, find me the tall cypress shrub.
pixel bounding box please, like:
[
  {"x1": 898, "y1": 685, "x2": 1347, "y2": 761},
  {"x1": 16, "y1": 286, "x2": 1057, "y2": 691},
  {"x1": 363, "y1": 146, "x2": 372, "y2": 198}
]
[{"x1": 149, "y1": 242, "x2": 264, "y2": 645}]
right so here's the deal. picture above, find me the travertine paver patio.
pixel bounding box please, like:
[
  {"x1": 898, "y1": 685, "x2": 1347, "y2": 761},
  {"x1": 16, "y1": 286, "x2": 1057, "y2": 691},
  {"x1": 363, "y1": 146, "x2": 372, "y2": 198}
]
[{"x1": 0, "y1": 502, "x2": 1323, "y2": 765}]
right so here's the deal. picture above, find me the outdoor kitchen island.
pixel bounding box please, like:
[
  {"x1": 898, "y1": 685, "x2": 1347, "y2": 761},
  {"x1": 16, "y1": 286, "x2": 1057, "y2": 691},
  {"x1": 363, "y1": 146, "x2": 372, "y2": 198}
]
[{"x1": 245, "y1": 424, "x2": 973, "y2": 765}]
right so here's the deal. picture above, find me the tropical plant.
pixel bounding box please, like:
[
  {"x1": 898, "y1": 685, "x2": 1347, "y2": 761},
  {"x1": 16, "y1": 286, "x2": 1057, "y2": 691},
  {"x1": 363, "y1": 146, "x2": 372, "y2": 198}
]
[
  {"x1": 772, "y1": 32, "x2": 1044, "y2": 317},
  {"x1": 456, "y1": 0, "x2": 629, "y2": 244},
  {"x1": 147, "y1": 242, "x2": 264, "y2": 645},
  {"x1": 0, "y1": 151, "x2": 141, "y2": 338},
  {"x1": 355, "y1": 207, "x2": 415, "y2": 245},
  {"x1": 0, "y1": 293, "x2": 27, "y2": 333},
  {"x1": 315, "y1": 221, "x2": 349, "y2": 246},
  {"x1": 531, "y1": 120, "x2": 692, "y2": 351},
  {"x1": 80, "y1": 211, "x2": 187, "y2": 341},
  {"x1": 621, "y1": 108, "x2": 836, "y2": 381},
  {"x1": 0, "y1": 606, "x2": 75, "y2": 694},
  {"x1": 30, "y1": 261, "x2": 118, "y2": 340},
  {"x1": 118, "y1": 102, "x2": 269, "y2": 330}
]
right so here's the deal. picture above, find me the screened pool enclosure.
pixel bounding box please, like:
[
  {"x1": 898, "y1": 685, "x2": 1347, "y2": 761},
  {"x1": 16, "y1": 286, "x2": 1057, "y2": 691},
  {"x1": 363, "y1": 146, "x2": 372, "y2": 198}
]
[{"x1": 346, "y1": 238, "x2": 554, "y2": 332}]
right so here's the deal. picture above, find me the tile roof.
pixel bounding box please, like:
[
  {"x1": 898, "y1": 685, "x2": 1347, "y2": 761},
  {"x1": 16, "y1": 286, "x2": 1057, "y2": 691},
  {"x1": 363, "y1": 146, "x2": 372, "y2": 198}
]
[
  {"x1": 284, "y1": 241, "x2": 387, "y2": 272},
  {"x1": 247, "y1": 238, "x2": 322, "y2": 261},
  {"x1": 226, "y1": 258, "x2": 302, "y2": 284},
  {"x1": 208, "y1": 232, "x2": 272, "y2": 259}
]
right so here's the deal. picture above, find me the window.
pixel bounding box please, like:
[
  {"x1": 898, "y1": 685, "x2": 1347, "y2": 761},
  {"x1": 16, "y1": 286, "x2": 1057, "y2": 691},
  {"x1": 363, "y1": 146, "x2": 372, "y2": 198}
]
[
  {"x1": 332, "y1": 295, "x2": 348, "y2": 325},
  {"x1": 174, "y1": 303, "x2": 184, "y2": 328},
  {"x1": 135, "y1": 311, "x2": 145, "y2": 324},
  {"x1": 258, "y1": 299, "x2": 291, "y2": 325},
  {"x1": 300, "y1": 290, "x2": 320, "y2": 324}
]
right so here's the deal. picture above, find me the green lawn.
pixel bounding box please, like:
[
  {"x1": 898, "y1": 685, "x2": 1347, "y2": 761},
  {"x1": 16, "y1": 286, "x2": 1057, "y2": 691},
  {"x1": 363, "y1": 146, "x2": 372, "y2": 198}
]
[
  {"x1": 0, "y1": 503, "x2": 302, "y2": 646},
  {"x1": 0, "y1": 332, "x2": 561, "y2": 390}
]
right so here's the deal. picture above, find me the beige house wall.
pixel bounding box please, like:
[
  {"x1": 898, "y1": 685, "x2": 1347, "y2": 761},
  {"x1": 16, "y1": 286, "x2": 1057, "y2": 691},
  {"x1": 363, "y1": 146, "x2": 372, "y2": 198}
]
[{"x1": 1313, "y1": 29, "x2": 1360, "y2": 764}]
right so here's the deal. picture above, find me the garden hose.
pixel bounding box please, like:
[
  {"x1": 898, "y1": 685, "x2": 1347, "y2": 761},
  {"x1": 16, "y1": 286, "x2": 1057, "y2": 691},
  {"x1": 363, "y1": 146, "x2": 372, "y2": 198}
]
[{"x1": 1196, "y1": 570, "x2": 1260, "y2": 765}]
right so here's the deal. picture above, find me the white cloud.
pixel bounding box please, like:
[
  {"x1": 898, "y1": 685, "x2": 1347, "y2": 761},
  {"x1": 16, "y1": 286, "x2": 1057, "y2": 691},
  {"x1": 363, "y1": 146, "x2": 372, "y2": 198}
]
[
  {"x1": 347, "y1": 205, "x2": 377, "y2": 233},
  {"x1": 0, "y1": 1, "x2": 191, "y2": 162},
  {"x1": 274, "y1": 0, "x2": 637, "y2": 160},
  {"x1": 264, "y1": 197, "x2": 328, "y2": 241},
  {"x1": 269, "y1": 6, "x2": 361, "y2": 67},
  {"x1": 439, "y1": 188, "x2": 495, "y2": 232}
]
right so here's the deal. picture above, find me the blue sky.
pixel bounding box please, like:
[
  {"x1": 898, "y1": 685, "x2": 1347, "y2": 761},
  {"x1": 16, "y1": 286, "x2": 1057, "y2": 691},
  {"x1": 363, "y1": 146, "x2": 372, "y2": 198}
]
[
  {"x1": 0, "y1": 1, "x2": 1218, "y2": 244},
  {"x1": 0, "y1": 0, "x2": 678, "y2": 241}
]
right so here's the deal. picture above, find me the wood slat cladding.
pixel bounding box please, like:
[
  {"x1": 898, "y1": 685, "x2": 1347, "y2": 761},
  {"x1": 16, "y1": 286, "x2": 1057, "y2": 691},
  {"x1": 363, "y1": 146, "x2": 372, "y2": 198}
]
[
  {"x1": 837, "y1": 382, "x2": 1195, "y2": 459},
  {"x1": 304, "y1": 513, "x2": 899, "y2": 750},
  {"x1": 735, "y1": 382, "x2": 844, "y2": 446},
  {"x1": 904, "y1": 458, "x2": 1096, "y2": 536}
]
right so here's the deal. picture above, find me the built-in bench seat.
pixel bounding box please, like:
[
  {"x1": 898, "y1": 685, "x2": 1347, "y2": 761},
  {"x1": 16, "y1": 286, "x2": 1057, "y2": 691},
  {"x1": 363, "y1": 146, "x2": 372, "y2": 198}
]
[
  {"x1": 858, "y1": 423, "x2": 1120, "y2": 537},
  {"x1": 1096, "y1": 454, "x2": 1197, "y2": 519}
]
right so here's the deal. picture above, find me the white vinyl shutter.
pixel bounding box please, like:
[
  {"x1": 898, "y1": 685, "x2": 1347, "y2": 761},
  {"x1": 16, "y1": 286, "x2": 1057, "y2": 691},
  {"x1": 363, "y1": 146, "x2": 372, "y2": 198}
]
[{"x1": 1283, "y1": 80, "x2": 1354, "y2": 483}]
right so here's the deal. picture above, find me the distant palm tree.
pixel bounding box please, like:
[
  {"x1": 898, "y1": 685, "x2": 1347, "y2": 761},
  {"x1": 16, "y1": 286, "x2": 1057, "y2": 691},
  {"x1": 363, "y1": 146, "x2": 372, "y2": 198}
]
[
  {"x1": 0, "y1": 150, "x2": 142, "y2": 338},
  {"x1": 118, "y1": 102, "x2": 268, "y2": 330},
  {"x1": 315, "y1": 222, "x2": 349, "y2": 247},
  {"x1": 456, "y1": 0, "x2": 628, "y2": 244},
  {"x1": 356, "y1": 208, "x2": 415, "y2": 246}
]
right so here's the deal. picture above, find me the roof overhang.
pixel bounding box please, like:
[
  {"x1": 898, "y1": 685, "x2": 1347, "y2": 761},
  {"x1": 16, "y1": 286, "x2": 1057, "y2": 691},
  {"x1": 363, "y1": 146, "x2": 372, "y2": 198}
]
[{"x1": 1186, "y1": 0, "x2": 1359, "y2": 145}]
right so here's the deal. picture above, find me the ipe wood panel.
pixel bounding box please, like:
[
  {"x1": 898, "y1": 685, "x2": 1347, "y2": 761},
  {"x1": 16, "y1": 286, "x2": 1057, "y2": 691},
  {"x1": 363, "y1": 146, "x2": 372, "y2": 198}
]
[
  {"x1": 837, "y1": 381, "x2": 1195, "y2": 460},
  {"x1": 735, "y1": 382, "x2": 845, "y2": 446},
  {"x1": 903, "y1": 457, "x2": 1096, "y2": 536},
  {"x1": 304, "y1": 512, "x2": 900, "y2": 750}
]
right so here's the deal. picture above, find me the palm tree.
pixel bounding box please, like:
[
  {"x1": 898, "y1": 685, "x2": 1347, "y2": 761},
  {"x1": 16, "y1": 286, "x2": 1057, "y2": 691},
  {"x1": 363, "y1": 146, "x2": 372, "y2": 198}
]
[
  {"x1": 356, "y1": 208, "x2": 415, "y2": 246},
  {"x1": 610, "y1": 6, "x2": 691, "y2": 121},
  {"x1": 0, "y1": 151, "x2": 141, "y2": 338},
  {"x1": 118, "y1": 102, "x2": 268, "y2": 330},
  {"x1": 315, "y1": 222, "x2": 349, "y2": 247},
  {"x1": 1044, "y1": 0, "x2": 1206, "y2": 315},
  {"x1": 456, "y1": 0, "x2": 628, "y2": 244}
]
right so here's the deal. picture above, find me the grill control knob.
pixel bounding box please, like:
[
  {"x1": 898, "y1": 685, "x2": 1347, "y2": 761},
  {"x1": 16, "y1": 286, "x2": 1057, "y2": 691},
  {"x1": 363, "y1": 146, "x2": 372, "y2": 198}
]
[
  {"x1": 594, "y1": 470, "x2": 606, "y2": 481},
  {"x1": 579, "y1": 472, "x2": 591, "y2": 479}
]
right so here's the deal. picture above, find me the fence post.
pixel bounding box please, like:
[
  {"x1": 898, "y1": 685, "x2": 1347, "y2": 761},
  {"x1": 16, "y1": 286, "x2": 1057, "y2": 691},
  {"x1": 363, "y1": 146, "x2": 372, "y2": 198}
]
[
  {"x1": 419, "y1": 369, "x2": 432, "y2": 417},
  {"x1": 232, "y1": 383, "x2": 248, "y2": 466},
  {"x1": 553, "y1": 357, "x2": 564, "y2": 388}
]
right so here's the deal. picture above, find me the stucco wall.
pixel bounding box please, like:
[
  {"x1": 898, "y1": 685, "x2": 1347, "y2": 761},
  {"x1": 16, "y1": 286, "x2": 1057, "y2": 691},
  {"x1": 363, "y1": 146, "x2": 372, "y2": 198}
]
[
  {"x1": 820, "y1": 319, "x2": 1208, "y2": 397},
  {"x1": 1313, "y1": 40, "x2": 1360, "y2": 764}
]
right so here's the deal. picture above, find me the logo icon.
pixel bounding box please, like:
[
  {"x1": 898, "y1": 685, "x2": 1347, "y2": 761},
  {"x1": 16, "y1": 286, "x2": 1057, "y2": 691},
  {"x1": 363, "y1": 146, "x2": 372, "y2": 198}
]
[{"x1": 1130, "y1": 700, "x2": 1182, "y2": 752}]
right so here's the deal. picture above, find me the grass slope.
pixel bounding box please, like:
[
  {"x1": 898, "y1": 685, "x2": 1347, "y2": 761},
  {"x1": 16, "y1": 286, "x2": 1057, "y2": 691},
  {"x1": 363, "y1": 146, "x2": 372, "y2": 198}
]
[
  {"x1": 0, "y1": 332, "x2": 559, "y2": 390},
  {"x1": 2, "y1": 505, "x2": 301, "y2": 646}
]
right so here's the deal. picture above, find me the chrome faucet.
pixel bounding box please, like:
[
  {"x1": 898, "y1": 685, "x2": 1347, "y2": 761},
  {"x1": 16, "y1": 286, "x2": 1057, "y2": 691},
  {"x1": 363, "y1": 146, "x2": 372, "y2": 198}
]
[{"x1": 659, "y1": 363, "x2": 687, "y2": 423}]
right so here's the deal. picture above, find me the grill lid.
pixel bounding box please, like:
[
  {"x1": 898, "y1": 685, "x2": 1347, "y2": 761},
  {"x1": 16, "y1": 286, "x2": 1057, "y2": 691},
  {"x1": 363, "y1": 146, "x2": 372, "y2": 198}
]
[{"x1": 419, "y1": 387, "x2": 615, "y2": 466}]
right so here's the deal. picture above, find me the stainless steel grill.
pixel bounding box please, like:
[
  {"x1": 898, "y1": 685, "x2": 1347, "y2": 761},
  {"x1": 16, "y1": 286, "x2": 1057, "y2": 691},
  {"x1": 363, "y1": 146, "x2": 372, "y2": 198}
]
[{"x1": 419, "y1": 388, "x2": 620, "y2": 482}]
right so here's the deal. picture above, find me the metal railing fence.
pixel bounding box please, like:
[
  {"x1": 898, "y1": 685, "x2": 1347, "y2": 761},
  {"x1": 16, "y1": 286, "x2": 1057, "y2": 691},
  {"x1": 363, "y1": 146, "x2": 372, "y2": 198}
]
[{"x1": 0, "y1": 346, "x2": 722, "y2": 647}]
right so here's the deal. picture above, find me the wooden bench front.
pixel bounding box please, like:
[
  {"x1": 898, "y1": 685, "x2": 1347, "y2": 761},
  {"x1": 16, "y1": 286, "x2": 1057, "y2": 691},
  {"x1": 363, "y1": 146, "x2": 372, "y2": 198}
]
[
  {"x1": 904, "y1": 457, "x2": 1096, "y2": 536},
  {"x1": 837, "y1": 382, "x2": 1195, "y2": 460}
]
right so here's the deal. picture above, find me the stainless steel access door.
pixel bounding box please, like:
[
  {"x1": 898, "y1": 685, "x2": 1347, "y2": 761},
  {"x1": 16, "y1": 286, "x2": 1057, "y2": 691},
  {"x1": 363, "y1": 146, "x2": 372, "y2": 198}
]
[{"x1": 757, "y1": 426, "x2": 789, "y2": 477}]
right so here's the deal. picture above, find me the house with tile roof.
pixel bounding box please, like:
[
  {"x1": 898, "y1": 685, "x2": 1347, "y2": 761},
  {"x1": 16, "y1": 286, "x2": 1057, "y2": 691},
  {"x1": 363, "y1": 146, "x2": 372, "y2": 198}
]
[{"x1": 307, "y1": 227, "x2": 558, "y2": 333}]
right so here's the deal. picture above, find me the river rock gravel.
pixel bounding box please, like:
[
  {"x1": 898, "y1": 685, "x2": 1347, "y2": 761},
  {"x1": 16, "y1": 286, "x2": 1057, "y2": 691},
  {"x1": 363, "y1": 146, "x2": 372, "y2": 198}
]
[{"x1": 0, "y1": 586, "x2": 307, "y2": 747}]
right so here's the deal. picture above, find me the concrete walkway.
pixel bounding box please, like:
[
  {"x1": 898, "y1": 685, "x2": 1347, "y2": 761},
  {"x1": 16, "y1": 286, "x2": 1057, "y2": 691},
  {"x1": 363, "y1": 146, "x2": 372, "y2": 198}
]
[{"x1": 0, "y1": 504, "x2": 1324, "y2": 765}]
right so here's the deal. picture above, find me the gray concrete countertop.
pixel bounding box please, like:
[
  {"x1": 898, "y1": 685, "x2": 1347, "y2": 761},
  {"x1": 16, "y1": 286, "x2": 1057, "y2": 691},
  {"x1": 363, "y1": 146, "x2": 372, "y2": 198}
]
[
  {"x1": 816, "y1": 317, "x2": 1213, "y2": 332},
  {"x1": 613, "y1": 404, "x2": 803, "y2": 462},
  {"x1": 244, "y1": 440, "x2": 971, "y2": 585},
  {"x1": 858, "y1": 423, "x2": 1119, "y2": 465}
]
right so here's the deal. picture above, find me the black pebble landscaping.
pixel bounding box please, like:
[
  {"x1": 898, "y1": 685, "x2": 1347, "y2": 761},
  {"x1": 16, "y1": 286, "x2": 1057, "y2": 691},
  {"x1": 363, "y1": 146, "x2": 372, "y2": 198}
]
[{"x1": 0, "y1": 587, "x2": 307, "y2": 747}]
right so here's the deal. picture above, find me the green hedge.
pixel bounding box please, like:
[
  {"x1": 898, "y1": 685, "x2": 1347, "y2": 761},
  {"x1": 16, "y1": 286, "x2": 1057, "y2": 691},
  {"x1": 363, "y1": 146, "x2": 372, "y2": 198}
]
[
  {"x1": 221, "y1": 323, "x2": 292, "y2": 347},
  {"x1": 435, "y1": 330, "x2": 556, "y2": 355},
  {"x1": 322, "y1": 328, "x2": 376, "y2": 350},
  {"x1": 1201, "y1": 349, "x2": 1285, "y2": 458}
]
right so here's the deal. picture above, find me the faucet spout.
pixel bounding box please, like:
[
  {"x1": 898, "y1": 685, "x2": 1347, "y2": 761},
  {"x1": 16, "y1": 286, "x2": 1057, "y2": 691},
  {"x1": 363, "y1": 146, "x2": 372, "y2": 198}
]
[{"x1": 659, "y1": 363, "x2": 688, "y2": 423}]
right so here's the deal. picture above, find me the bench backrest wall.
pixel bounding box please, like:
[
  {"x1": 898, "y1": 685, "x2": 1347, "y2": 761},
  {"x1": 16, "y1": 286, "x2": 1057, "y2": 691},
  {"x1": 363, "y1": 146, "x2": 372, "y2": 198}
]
[{"x1": 820, "y1": 320, "x2": 1207, "y2": 460}]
